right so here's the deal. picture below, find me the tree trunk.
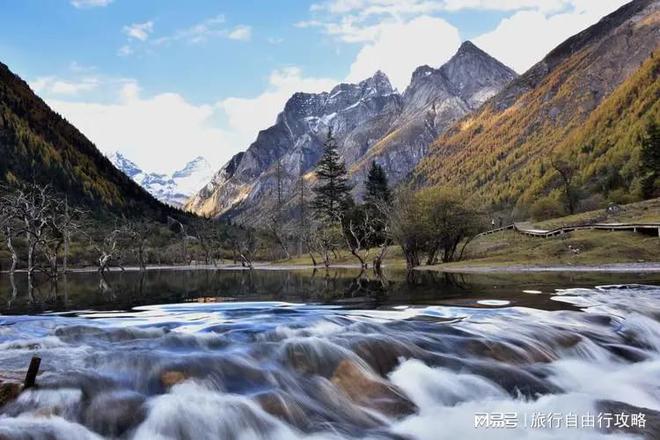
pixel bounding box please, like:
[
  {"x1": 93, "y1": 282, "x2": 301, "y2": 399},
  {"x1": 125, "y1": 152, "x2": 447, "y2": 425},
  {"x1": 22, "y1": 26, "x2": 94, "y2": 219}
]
[
  {"x1": 63, "y1": 231, "x2": 69, "y2": 274},
  {"x1": 5, "y1": 227, "x2": 17, "y2": 275},
  {"x1": 457, "y1": 235, "x2": 476, "y2": 262},
  {"x1": 404, "y1": 248, "x2": 419, "y2": 271},
  {"x1": 425, "y1": 242, "x2": 440, "y2": 266},
  {"x1": 350, "y1": 249, "x2": 367, "y2": 269},
  {"x1": 373, "y1": 243, "x2": 389, "y2": 275},
  {"x1": 373, "y1": 256, "x2": 383, "y2": 276}
]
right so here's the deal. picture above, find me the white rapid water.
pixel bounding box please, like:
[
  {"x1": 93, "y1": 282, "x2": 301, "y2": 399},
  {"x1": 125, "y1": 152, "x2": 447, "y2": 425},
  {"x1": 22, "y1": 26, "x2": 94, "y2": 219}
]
[{"x1": 0, "y1": 285, "x2": 659, "y2": 439}]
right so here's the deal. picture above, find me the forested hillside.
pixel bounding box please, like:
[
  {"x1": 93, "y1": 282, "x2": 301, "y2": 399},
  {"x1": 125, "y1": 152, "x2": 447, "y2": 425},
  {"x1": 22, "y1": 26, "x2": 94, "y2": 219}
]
[
  {"x1": 0, "y1": 61, "x2": 173, "y2": 218},
  {"x1": 413, "y1": 0, "x2": 659, "y2": 216}
]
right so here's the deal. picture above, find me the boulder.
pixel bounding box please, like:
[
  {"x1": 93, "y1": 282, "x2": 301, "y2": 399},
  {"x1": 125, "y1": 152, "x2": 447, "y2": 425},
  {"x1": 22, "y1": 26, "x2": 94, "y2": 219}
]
[
  {"x1": 0, "y1": 381, "x2": 22, "y2": 408},
  {"x1": 160, "y1": 371, "x2": 188, "y2": 388},
  {"x1": 84, "y1": 390, "x2": 146, "y2": 437},
  {"x1": 255, "y1": 391, "x2": 307, "y2": 428},
  {"x1": 330, "y1": 359, "x2": 417, "y2": 418}
]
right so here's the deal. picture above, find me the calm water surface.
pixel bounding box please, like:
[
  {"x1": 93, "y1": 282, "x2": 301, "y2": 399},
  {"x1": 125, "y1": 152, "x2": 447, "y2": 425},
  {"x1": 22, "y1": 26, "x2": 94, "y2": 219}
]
[{"x1": 0, "y1": 269, "x2": 659, "y2": 439}]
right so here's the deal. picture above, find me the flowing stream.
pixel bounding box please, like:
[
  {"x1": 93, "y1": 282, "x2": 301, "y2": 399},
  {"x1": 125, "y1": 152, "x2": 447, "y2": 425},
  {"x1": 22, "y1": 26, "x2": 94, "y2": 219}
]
[{"x1": 0, "y1": 271, "x2": 659, "y2": 439}]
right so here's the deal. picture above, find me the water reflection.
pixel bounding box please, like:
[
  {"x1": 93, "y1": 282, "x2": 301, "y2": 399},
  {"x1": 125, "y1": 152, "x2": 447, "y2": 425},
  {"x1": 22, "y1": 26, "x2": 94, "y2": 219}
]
[{"x1": 1, "y1": 267, "x2": 659, "y2": 315}]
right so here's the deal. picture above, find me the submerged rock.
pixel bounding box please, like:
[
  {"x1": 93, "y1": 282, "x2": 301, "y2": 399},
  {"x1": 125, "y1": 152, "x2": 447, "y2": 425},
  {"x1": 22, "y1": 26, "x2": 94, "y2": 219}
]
[
  {"x1": 331, "y1": 359, "x2": 417, "y2": 418},
  {"x1": 0, "y1": 381, "x2": 22, "y2": 408},
  {"x1": 84, "y1": 390, "x2": 146, "y2": 437},
  {"x1": 254, "y1": 390, "x2": 307, "y2": 428},
  {"x1": 160, "y1": 371, "x2": 189, "y2": 388}
]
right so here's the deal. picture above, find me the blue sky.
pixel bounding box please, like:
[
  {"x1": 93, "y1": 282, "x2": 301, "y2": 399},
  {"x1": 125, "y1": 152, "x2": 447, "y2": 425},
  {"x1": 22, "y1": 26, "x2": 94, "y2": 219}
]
[{"x1": 0, "y1": 0, "x2": 629, "y2": 173}]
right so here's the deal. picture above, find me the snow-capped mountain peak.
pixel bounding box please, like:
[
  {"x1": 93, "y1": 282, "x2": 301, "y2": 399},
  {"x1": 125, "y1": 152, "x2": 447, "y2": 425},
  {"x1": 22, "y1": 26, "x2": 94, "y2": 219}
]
[
  {"x1": 108, "y1": 152, "x2": 142, "y2": 179},
  {"x1": 109, "y1": 153, "x2": 214, "y2": 208}
]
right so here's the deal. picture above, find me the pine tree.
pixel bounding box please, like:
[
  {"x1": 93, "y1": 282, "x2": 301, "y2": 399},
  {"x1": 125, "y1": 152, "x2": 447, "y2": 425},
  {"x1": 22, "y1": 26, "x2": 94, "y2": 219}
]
[
  {"x1": 364, "y1": 161, "x2": 391, "y2": 206},
  {"x1": 640, "y1": 121, "x2": 660, "y2": 199},
  {"x1": 311, "y1": 130, "x2": 352, "y2": 224},
  {"x1": 363, "y1": 161, "x2": 391, "y2": 246}
]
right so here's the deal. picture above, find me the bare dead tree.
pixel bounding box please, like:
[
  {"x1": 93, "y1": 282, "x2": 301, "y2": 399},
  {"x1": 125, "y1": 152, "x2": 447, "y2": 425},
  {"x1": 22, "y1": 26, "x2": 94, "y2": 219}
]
[
  {"x1": 306, "y1": 222, "x2": 341, "y2": 269},
  {"x1": 340, "y1": 209, "x2": 374, "y2": 270},
  {"x1": 0, "y1": 208, "x2": 18, "y2": 277},
  {"x1": 40, "y1": 233, "x2": 64, "y2": 278},
  {"x1": 267, "y1": 157, "x2": 292, "y2": 260},
  {"x1": 124, "y1": 221, "x2": 151, "y2": 271},
  {"x1": 91, "y1": 227, "x2": 126, "y2": 274},
  {"x1": 225, "y1": 227, "x2": 258, "y2": 269},
  {"x1": 1, "y1": 185, "x2": 60, "y2": 286},
  {"x1": 40, "y1": 198, "x2": 85, "y2": 278},
  {"x1": 370, "y1": 199, "x2": 394, "y2": 274},
  {"x1": 266, "y1": 207, "x2": 292, "y2": 260}
]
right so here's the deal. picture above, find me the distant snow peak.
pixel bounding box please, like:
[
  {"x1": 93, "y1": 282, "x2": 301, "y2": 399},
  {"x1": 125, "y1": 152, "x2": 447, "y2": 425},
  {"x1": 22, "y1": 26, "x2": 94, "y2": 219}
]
[
  {"x1": 108, "y1": 152, "x2": 142, "y2": 178},
  {"x1": 109, "y1": 152, "x2": 213, "y2": 208}
]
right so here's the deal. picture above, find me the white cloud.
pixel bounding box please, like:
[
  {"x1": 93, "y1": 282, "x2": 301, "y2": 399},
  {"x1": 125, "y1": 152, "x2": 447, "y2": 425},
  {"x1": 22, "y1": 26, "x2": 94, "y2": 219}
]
[
  {"x1": 474, "y1": 0, "x2": 630, "y2": 72},
  {"x1": 70, "y1": 0, "x2": 112, "y2": 8},
  {"x1": 31, "y1": 76, "x2": 100, "y2": 96},
  {"x1": 218, "y1": 67, "x2": 337, "y2": 149},
  {"x1": 123, "y1": 21, "x2": 154, "y2": 42},
  {"x1": 308, "y1": 0, "x2": 572, "y2": 15},
  {"x1": 309, "y1": 0, "x2": 445, "y2": 18},
  {"x1": 228, "y1": 25, "x2": 252, "y2": 41},
  {"x1": 34, "y1": 67, "x2": 334, "y2": 174},
  {"x1": 305, "y1": 0, "x2": 630, "y2": 86},
  {"x1": 442, "y1": 0, "x2": 570, "y2": 12},
  {"x1": 153, "y1": 15, "x2": 227, "y2": 45},
  {"x1": 122, "y1": 15, "x2": 252, "y2": 55},
  {"x1": 46, "y1": 85, "x2": 235, "y2": 174},
  {"x1": 346, "y1": 16, "x2": 461, "y2": 90}
]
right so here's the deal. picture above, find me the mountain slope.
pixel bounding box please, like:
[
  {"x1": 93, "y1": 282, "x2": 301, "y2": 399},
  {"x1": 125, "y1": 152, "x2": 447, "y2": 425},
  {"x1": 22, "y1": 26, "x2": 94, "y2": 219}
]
[
  {"x1": 350, "y1": 41, "x2": 517, "y2": 185},
  {"x1": 185, "y1": 71, "x2": 403, "y2": 219},
  {"x1": 0, "y1": 61, "x2": 172, "y2": 217},
  {"x1": 186, "y1": 42, "x2": 517, "y2": 222},
  {"x1": 413, "y1": 0, "x2": 659, "y2": 212},
  {"x1": 110, "y1": 153, "x2": 213, "y2": 208}
]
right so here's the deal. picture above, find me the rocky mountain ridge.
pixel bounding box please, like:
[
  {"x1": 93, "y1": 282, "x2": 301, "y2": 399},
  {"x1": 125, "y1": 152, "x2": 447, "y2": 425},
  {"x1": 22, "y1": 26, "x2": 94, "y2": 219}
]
[{"x1": 185, "y1": 41, "x2": 517, "y2": 222}]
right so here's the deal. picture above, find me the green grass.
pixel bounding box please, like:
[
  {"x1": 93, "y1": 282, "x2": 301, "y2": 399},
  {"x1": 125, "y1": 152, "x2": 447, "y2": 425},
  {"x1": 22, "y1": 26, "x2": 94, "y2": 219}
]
[
  {"x1": 448, "y1": 229, "x2": 660, "y2": 268},
  {"x1": 429, "y1": 198, "x2": 659, "y2": 269},
  {"x1": 532, "y1": 198, "x2": 660, "y2": 229},
  {"x1": 273, "y1": 199, "x2": 660, "y2": 270}
]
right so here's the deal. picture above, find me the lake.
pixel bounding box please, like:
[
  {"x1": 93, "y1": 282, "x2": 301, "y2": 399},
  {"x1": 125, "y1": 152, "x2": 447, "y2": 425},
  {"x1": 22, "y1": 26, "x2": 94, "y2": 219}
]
[{"x1": 0, "y1": 268, "x2": 659, "y2": 439}]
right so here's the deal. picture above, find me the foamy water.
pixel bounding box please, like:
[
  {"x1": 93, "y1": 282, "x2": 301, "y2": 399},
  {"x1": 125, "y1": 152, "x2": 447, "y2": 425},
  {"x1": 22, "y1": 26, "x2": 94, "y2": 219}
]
[{"x1": 0, "y1": 285, "x2": 659, "y2": 439}]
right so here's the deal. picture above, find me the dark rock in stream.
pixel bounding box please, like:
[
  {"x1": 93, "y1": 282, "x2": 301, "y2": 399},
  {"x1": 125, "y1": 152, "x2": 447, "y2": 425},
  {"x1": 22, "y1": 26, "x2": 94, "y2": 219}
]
[
  {"x1": 160, "y1": 370, "x2": 189, "y2": 388},
  {"x1": 350, "y1": 336, "x2": 421, "y2": 377},
  {"x1": 331, "y1": 359, "x2": 417, "y2": 418},
  {"x1": 84, "y1": 390, "x2": 146, "y2": 437},
  {"x1": 254, "y1": 390, "x2": 308, "y2": 428},
  {"x1": 0, "y1": 382, "x2": 21, "y2": 409}
]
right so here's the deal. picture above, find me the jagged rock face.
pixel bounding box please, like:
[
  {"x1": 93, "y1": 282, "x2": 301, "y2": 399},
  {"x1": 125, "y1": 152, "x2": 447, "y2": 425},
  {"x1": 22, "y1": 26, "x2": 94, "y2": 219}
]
[
  {"x1": 439, "y1": 41, "x2": 518, "y2": 108},
  {"x1": 110, "y1": 153, "x2": 213, "y2": 208},
  {"x1": 186, "y1": 43, "x2": 517, "y2": 223},
  {"x1": 185, "y1": 71, "x2": 403, "y2": 219},
  {"x1": 349, "y1": 41, "x2": 518, "y2": 190}
]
